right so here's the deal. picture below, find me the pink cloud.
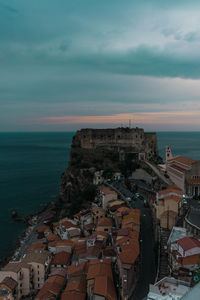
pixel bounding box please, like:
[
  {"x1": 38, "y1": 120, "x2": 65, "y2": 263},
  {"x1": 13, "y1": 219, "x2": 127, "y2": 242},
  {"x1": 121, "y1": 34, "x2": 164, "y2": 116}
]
[{"x1": 30, "y1": 111, "x2": 200, "y2": 126}]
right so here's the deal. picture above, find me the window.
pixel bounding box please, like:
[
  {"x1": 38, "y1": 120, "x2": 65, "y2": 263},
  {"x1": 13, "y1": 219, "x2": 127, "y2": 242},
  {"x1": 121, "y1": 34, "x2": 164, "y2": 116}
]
[
  {"x1": 38, "y1": 278, "x2": 40, "y2": 281},
  {"x1": 38, "y1": 271, "x2": 40, "y2": 275},
  {"x1": 38, "y1": 284, "x2": 40, "y2": 288}
]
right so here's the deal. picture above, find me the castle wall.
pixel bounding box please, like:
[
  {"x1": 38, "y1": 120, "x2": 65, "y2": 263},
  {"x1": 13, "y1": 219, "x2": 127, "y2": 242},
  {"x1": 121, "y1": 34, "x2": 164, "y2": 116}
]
[{"x1": 72, "y1": 127, "x2": 158, "y2": 159}]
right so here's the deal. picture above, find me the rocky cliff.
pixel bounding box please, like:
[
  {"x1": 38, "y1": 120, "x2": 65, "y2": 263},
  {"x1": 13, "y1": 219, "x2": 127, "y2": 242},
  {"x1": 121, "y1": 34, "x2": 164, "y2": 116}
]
[{"x1": 59, "y1": 127, "x2": 160, "y2": 216}]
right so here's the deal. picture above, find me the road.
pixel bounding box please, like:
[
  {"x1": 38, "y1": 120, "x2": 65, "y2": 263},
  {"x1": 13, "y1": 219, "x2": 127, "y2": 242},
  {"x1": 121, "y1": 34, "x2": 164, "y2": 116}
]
[
  {"x1": 144, "y1": 161, "x2": 171, "y2": 185},
  {"x1": 13, "y1": 205, "x2": 54, "y2": 261},
  {"x1": 109, "y1": 181, "x2": 156, "y2": 300}
]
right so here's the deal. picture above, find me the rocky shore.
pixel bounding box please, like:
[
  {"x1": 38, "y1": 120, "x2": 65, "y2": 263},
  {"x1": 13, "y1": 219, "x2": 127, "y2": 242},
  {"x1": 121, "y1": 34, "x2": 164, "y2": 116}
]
[{"x1": 0, "y1": 201, "x2": 55, "y2": 268}]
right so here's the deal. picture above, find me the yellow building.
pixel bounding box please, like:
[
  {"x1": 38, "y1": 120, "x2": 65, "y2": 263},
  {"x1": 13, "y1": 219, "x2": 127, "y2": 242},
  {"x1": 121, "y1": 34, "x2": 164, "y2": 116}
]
[{"x1": 156, "y1": 185, "x2": 183, "y2": 229}]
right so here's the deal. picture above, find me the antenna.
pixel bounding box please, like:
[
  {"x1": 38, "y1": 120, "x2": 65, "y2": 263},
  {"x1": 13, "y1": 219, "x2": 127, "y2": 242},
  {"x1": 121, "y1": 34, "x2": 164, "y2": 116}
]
[{"x1": 129, "y1": 119, "x2": 131, "y2": 128}]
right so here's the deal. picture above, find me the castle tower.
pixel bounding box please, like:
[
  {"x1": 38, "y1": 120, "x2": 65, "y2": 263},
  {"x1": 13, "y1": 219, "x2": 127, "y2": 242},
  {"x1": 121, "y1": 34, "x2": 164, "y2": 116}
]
[{"x1": 166, "y1": 146, "x2": 173, "y2": 162}]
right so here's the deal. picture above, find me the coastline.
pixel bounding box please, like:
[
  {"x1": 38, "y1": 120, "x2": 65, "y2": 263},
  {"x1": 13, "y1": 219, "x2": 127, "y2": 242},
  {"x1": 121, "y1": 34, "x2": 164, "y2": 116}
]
[{"x1": 0, "y1": 201, "x2": 55, "y2": 268}]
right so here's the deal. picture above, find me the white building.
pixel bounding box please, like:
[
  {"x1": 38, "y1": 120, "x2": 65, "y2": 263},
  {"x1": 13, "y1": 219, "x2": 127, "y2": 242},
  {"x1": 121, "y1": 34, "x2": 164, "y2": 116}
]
[{"x1": 147, "y1": 277, "x2": 190, "y2": 300}]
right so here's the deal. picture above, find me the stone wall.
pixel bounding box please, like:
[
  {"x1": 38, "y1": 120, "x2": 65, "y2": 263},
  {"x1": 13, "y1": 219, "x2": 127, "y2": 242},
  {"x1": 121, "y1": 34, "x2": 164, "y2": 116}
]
[{"x1": 72, "y1": 127, "x2": 158, "y2": 160}]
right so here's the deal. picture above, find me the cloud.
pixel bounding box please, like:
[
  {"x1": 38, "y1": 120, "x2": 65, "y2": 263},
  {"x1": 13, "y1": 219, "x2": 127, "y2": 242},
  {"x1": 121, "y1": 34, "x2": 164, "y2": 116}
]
[
  {"x1": 31, "y1": 111, "x2": 200, "y2": 126},
  {"x1": 1, "y1": 0, "x2": 200, "y2": 130}
]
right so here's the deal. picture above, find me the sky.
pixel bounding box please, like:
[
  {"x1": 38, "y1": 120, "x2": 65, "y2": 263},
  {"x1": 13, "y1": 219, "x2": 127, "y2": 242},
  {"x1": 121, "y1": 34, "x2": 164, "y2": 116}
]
[{"x1": 1, "y1": 0, "x2": 200, "y2": 131}]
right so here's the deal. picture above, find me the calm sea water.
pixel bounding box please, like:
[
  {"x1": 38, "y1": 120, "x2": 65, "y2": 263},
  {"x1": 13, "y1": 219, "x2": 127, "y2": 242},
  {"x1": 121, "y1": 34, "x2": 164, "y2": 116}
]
[
  {"x1": 0, "y1": 132, "x2": 74, "y2": 259},
  {"x1": 0, "y1": 131, "x2": 200, "y2": 259}
]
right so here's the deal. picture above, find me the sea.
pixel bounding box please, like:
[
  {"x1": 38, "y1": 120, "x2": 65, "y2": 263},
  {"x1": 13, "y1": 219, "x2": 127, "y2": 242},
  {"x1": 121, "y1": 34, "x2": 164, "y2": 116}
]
[{"x1": 1, "y1": 131, "x2": 200, "y2": 259}]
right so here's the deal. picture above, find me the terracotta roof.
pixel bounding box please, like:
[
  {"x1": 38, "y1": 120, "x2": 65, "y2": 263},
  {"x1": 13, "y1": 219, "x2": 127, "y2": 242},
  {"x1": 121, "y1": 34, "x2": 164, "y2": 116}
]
[
  {"x1": 92, "y1": 206, "x2": 106, "y2": 213},
  {"x1": 119, "y1": 240, "x2": 140, "y2": 265},
  {"x1": 163, "y1": 195, "x2": 183, "y2": 203},
  {"x1": 68, "y1": 229, "x2": 81, "y2": 238},
  {"x1": 79, "y1": 245, "x2": 101, "y2": 259},
  {"x1": 61, "y1": 291, "x2": 86, "y2": 300},
  {"x1": 117, "y1": 207, "x2": 131, "y2": 213},
  {"x1": 169, "y1": 164, "x2": 187, "y2": 173},
  {"x1": 27, "y1": 243, "x2": 46, "y2": 251},
  {"x1": 74, "y1": 242, "x2": 87, "y2": 255},
  {"x1": 46, "y1": 234, "x2": 61, "y2": 242},
  {"x1": 92, "y1": 231, "x2": 109, "y2": 239},
  {"x1": 74, "y1": 209, "x2": 91, "y2": 218},
  {"x1": 35, "y1": 275, "x2": 65, "y2": 300},
  {"x1": 110, "y1": 204, "x2": 124, "y2": 212},
  {"x1": 60, "y1": 217, "x2": 77, "y2": 225},
  {"x1": 50, "y1": 267, "x2": 67, "y2": 278},
  {"x1": 67, "y1": 262, "x2": 88, "y2": 278},
  {"x1": 180, "y1": 254, "x2": 200, "y2": 265},
  {"x1": 23, "y1": 250, "x2": 51, "y2": 265},
  {"x1": 97, "y1": 217, "x2": 113, "y2": 227},
  {"x1": 168, "y1": 156, "x2": 196, "y2": 166},
  {"x1": 103, "y1": 190, "x2": 117, "y2": 195},
  {"x1": 161, "y1": 210, "x2": 178, "y2": 217},
  {"x1": 61, "y1": 222, "x2": 80, "y2": 230},
  {"x1": 52, "y1": 251, "x2": 71, "y2": 265},
  {"x1": 187, "y1": 178, "x2": 200, "y2": 184},
  {"x1": 117, "y1": 228, "x2": 129, "y2": 236},
  {"x1": 122, "y1": 213, "x2": 140, "y2": 225},
  {"x1": 87, "y1": 260, "x2": 113, "y2": 280},
  {"x1": 65, "y1": 276, "x2": 86, "y2": 293},
  {"x1": 55, "y1": 240, "x2": 74, "y2": 247},
  {"x1": 98, "y1": 185, "x2": 111, "y2": 191},
  {"x1": 1, "y1": 277, "x2": 18, "y2": 291},
  {"x1": 37, "y1": 225, "x2": 51, "y2": 233},
  {"x1": 159, "y1": 185, "x2": 183, "y2": 195},
  {"x1": 93, "y1": 275, "x2": 117, "y2": 300},
  {"x1": 102, "y1": 246, "x2": 116, "y2": 257},
  {"x1": 177, "y1": 237, "x2": 200, "y2": 251}
]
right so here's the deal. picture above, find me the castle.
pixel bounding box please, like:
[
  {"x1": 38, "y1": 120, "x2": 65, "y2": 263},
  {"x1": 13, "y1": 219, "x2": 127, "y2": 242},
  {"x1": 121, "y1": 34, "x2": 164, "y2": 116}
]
[{"x1": 72, "y1": 127, "x2": 158, "y2": 160}]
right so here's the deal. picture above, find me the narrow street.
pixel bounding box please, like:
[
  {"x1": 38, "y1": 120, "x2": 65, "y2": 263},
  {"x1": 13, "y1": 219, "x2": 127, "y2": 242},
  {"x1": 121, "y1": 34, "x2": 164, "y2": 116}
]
[
  {"x1": 144, "y1": 161, "x2": 171, "y2": 185},
  {"x1": 109, "y1": 181, "x2": 156, "y2": 300}
]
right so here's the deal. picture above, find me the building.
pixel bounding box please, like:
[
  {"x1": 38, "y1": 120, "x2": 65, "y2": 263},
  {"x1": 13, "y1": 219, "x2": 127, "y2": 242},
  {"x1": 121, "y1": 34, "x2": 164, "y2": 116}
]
[
  {"x1": 86, "y1": 259, "x2": 117, "y2": 300},
  {"x1": 91, "y1": 206, "x2": 106, "y2": 225},
  {"x1": 0, "y1": 250, "x2": 52, "y2": 297},
  {"x1": 96, "y1": 217, "x2": 113, "y2": 233},
  {"x1": 117, "y1": 239, "x2": 140, "y2": 299},
  {"x1": 35, "y1": 273, "x2": 66, "y2": 300},
  {"x1": 166, "y1": 147, "x2": 200, "y2": 196},
  {"x1": 72, "y1": 127, "x2": 158, "y2": 161},
  {"x1": 0, "y1": 262, "x2": 31, "y2": 298},
  {"x1": 156, "y1": 185, "x2": 183, "y2": 229},
  {"x1": 168, "y1": 237, "x2": 200, "y2": 280},
  {"x1": 51, "y1": 251, "x2": 71, "y2": 269},
  {"x1": 0, "y1": 277, "x2": 18, "y2": 300},
  {"x1": 22, "y1": 250, "x2": 52, "y2": 291},
  {"x1": 101, "y1": 189, "x2": 118, "y2": 210},
  {"x1": 147, "y1": 277, "x2": 190, "y2": 300},
  {"x1": 93, "y1": 170, "x2": 104, "y2": 185}
]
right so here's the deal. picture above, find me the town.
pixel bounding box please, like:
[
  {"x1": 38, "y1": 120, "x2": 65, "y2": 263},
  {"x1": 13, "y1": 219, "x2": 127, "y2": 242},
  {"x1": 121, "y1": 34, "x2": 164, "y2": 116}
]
[{"x1": 0, "y1": 139, "x2": 200, "y2": 299}]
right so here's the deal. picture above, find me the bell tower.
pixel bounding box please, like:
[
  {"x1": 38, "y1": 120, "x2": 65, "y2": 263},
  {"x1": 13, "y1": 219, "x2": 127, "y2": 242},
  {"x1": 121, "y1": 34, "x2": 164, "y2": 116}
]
[{"x1": 166, "y1": 146, "x2": 173, "y2": 162}]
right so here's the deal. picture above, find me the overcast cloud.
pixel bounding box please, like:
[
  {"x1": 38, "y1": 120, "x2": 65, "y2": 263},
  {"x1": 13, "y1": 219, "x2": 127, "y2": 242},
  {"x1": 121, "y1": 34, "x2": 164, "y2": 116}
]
[{"x1": 1, "y1": 0, "x2": 200, "y2": 131}]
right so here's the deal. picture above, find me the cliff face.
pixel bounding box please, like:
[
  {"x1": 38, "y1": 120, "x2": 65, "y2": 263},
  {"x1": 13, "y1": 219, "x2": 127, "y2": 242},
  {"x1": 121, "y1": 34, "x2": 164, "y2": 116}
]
[{"x1": 59, "y1": 127, "x2": 159, "y2": 214}]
